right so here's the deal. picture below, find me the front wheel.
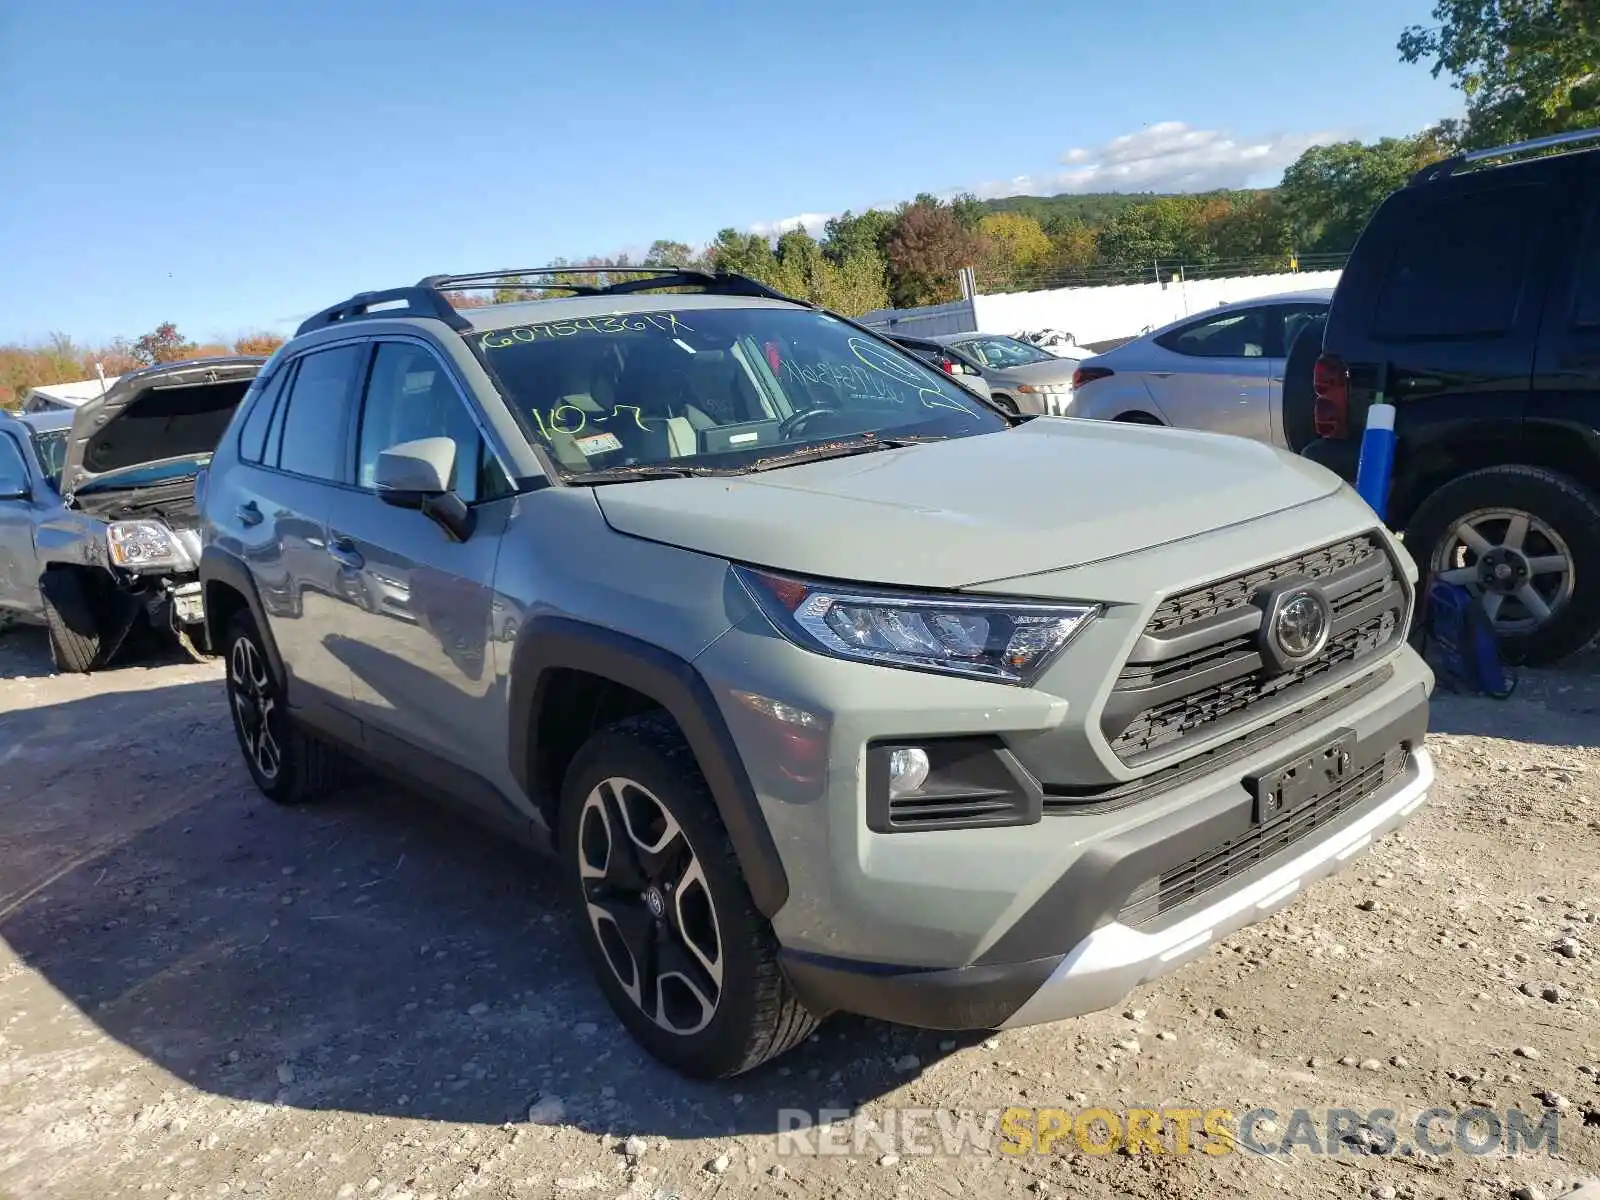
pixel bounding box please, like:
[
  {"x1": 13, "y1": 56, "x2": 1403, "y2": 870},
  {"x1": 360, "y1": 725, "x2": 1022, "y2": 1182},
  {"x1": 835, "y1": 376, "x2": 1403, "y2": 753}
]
[
  {"x1": 558, "y1": 713, "x2": 818, "y2": 1078},
  {"x1": 1405, "y1": 465, "x2": 1600, "y2": 665}
]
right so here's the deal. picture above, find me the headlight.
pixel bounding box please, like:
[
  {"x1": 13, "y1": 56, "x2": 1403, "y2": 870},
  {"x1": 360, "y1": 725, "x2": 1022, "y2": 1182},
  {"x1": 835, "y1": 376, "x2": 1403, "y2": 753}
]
[
  {"x1": 1016, "y1": 383, "x2": 1073, "y2": 395},
  {"x1": 107, "y1": 520, "x2": 193, "y2": 571},
  {"x1": 736, "y1": 567, "x2": 1098, "y2": 685}
]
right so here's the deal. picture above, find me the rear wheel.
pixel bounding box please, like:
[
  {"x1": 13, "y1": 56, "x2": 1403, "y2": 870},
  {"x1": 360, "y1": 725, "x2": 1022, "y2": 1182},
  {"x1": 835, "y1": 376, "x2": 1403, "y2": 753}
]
[
  {"x1": 559, "y1": 712, "x2": 818, "y2": 1078},
  {"x1": 1406, "y1": 465, "x2": 1600, "y2": 664},
  {"x1": 225, "y1": 609, "x2": 347, "y2": 804}
]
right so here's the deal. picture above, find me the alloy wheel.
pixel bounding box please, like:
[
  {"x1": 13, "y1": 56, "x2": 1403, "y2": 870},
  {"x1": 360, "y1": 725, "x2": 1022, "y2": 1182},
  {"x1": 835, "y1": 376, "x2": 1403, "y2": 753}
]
[
  {"x1": 229, "y1": 635, "x2": 282, "y2": 781},
  {"x1": 577, "y1": 776, "x2": 724, "y2": 1036},
  {"x1": 1430, "y1": 507, "x2": 1576, "y2": 635}
]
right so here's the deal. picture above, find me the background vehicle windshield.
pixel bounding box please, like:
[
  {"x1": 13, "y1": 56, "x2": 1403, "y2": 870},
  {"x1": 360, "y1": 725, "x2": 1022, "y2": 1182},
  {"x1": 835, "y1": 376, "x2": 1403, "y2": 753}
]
[
  {"x1": 31, "y1": 430, "x2": 68, "y2": 488},
  {"x1": 474, "y1": 306, "x2": 1008, "y2": 476},
  {"x1": 954, "y1": 336, "x2": 1057, "y2": 368}
]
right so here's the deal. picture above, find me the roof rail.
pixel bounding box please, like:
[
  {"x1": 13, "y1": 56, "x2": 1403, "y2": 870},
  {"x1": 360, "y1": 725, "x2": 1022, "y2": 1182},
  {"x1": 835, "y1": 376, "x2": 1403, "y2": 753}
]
[
  {"x1": 294, "y1": 286, "x2": 472, "y2": 337},
  {"x1": 419, "y1": 265, "x2": 801, "y2": 304},
  {"x1": 1411, "y1": 126, "x2": 1600, "y2": 185},
  {"x1": 295, "y1": 267, "x2": 805, "y2": 340}
]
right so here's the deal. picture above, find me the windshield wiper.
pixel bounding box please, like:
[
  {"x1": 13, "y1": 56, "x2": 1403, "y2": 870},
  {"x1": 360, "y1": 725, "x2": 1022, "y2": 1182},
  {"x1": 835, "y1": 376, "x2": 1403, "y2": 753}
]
[
  {"x1": 745, "y1": 433, "x2": 950, "y2": 473},
  {"x1": 571, "y1": 463, "x2": 728, "y2": 485}
]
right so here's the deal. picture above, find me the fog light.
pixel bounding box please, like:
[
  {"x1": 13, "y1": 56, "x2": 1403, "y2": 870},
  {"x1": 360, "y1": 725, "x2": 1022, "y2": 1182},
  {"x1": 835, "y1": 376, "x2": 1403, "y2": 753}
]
[{"x1": 887, "y1": 748, "x2": 931, "y2": 798}]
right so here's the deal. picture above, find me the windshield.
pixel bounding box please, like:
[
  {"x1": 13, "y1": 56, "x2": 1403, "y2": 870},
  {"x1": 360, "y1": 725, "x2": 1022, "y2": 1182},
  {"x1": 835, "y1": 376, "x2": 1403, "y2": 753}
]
[
  {"x1": 31, "y1": 429, "x2": 68, "y2": 489},
  {"x1": 952, "y1": 336, "x2": 1057, "y2": 369},
  {"x1": 73, "y1": 454, "x2": 210, "y2": 494},
  {"x1": 473, "y1": 306, "x2": 1008, "y2": 479}
]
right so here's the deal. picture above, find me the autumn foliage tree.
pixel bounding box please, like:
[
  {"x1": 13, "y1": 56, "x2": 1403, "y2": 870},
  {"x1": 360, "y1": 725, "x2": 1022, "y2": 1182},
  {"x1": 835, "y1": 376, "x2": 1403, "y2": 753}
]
[{"x1": 884, "y1": 197, "x2": 981, "y2": 307}]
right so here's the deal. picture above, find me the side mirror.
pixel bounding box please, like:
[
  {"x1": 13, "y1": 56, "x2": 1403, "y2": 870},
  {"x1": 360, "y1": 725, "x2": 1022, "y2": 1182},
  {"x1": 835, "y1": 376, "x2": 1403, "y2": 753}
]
[
  {"x1": 375, "y1": 437, "x2": 474, "y2": 542},
  {"x1": 0, "y1": 473, "x2": 28, "y2": 501}
]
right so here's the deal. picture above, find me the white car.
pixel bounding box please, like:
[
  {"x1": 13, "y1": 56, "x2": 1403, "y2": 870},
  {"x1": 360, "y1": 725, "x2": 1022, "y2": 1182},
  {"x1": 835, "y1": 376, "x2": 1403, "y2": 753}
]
[{"x1": 1069, "y1": 290, "x2": 1331, "y2": 447}]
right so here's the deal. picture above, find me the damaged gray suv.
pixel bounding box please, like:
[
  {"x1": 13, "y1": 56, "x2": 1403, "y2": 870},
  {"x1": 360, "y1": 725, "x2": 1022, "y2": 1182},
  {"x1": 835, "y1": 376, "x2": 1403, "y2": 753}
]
[
  {"x1": 197, "y1": 268, "x2": 1435, "y2": 1078},
  {"x1": 0, "y1": 357, "x2": 262, "y2": 670}
]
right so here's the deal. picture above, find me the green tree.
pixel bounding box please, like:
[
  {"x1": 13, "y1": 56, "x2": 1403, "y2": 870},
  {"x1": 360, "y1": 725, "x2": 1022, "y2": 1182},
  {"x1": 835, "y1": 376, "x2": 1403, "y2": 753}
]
[
  {"x1": 706, "y1": 229, "x2": 778, "y2": 281},
  {"x1": 1203, "y1": 192, "x2": 1294, "y2": 263},
  {"x1": 1400, "y1": 0, "x2": 1600, "y2": 147},
  {"x1": 643, "y1": 239, "x2": 695, "y2": 267},
  {"x1": 1096, "y1": 197, "x2": 1203, "y2": 273},
  {"x1": 948, "y1": 192, "x2": 987, "y2": 231},
  {"x1": 821, "y1": 209, "x2": 895, "y2": 266},
  {"x1": 1277, "y1": 134, "x2": 1451, "y2": 253}
]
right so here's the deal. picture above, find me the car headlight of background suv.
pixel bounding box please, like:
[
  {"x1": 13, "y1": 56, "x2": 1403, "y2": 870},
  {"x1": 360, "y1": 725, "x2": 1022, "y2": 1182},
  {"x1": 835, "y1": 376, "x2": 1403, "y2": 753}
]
[
  {"x1": 1016, "y1": 382, "x2": 1073, "y2": 396},
  {"x1": 107, "y1": 520, "x2": 195, "y2": 571},
  {"x1": 736, "y1": 567, "x2": 1098, "y2": 685}
]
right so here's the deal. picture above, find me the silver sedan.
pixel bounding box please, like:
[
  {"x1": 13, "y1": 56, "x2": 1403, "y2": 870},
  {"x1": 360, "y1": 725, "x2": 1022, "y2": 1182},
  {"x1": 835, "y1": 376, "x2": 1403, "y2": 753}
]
[{"x1": 1069, "y1": 289, "x2": 1331, "y2": 446}]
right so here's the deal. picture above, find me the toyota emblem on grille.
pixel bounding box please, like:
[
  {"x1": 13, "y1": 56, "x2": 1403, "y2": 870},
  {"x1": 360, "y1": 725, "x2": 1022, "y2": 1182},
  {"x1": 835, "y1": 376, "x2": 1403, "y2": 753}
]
[{"x1": 1257, "y1": 581, "x2": 1332, "y2": 673}]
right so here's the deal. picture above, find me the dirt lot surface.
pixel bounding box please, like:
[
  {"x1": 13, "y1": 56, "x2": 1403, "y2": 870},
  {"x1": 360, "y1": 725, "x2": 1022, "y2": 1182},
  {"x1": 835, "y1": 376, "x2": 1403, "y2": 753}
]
[{"x1": 1, "y1": 625, "x2": 1597, "y2": 1200}]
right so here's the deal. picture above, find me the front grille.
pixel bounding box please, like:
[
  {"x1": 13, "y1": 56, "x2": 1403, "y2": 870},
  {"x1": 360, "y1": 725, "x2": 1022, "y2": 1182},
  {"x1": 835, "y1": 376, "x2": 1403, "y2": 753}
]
[
  {"x1": 1120, "y1": 745, "x2": 1408, "y2": 926},
  {"x1": 1103, "y1": 532, "x2": 1408, "y2": 764}
]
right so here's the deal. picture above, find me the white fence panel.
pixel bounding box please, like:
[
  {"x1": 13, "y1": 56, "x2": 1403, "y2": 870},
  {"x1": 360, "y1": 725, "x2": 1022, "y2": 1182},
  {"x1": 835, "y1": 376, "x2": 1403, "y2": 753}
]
[{"x1": 970, "y1": 271, "x2": 1342, "y2": 346}]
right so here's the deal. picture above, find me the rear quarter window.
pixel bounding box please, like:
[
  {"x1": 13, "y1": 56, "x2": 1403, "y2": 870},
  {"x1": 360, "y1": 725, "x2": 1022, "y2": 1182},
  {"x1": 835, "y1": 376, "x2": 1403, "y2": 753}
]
[{"x1": 1371, "y1": 184, "x2": 1551, "y2": 341}]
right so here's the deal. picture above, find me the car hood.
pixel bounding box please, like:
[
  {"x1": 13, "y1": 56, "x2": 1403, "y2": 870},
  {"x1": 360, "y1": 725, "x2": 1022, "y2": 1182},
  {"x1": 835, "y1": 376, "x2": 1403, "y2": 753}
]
[
  {"x1": 592, "y1": 419, "x2": 1344, "y2": 589},
  {"x1": 986, "y1": 357, "x2": 1080, "y2": 386},
  {"x1": 61, "y1": 357, "x2": 264, "y2": 495}
]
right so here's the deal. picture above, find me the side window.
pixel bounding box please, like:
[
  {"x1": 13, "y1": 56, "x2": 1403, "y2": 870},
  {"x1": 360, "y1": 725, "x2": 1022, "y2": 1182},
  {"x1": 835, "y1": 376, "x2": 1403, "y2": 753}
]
[
  {"x1": 1158, "y1": 309, "x2": 1269, "y2": 358},
  {"x1": 1573, "y1": 206, "x2": 1600, "y2": 329},
  {"x1": 1373, "y1": 184, "x2": 1549, "y2": 340},
  {"x1": 1278, "y1": 304, "x2": 1327, "y2": 358},
  {"x1": 0, "y1": 433, "x2": 30, "y2": 490},
  {"x1": 275, "y1": 345, "x2": 362, "y2": 481},
  {"x1": 237, "y1": 370, "x2": 288, "y2": 463},
  {"x1": 357, "y1": 343, "x2": 503, "y2": 504}
]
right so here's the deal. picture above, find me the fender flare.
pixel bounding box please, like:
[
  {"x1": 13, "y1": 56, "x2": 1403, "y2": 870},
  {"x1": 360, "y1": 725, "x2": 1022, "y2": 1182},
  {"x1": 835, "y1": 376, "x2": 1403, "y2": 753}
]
[
  {"x1": 507, "y1": 614, "x2": 790, "y2": 918},
  {"x1": 199, "y1": 546, "x2": 285, "y2": 687}
]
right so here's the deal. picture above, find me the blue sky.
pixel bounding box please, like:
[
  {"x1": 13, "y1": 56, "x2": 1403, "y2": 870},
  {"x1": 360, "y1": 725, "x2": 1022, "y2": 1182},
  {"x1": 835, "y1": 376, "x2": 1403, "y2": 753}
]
[{"x1": 0, "y1": 0, "x2": 1460, "y2": 346}]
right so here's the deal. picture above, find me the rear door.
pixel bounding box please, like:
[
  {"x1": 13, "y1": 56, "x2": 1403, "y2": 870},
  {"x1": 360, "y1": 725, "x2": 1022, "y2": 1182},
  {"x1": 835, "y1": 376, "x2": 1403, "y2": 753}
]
[
  {"x1": 1141, "y1": 305, "x2": 1275, "y2": 441},
  {"x1": 222, "y1": 343, "x2": 365, "y2": 730},
  {"x1": 1530, "y1": 165, "x2": 1600, "y2": 472},
  {"x1": 324, "y1": 339, "x2": 517, "y2": 818},
  {"x1": 1347, "y1": 176, "x2": 1560, "y2": 480}
]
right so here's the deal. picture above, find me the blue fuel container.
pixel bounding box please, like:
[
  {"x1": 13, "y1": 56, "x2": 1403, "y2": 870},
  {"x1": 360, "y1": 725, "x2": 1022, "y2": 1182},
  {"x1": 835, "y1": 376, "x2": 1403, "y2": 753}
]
[{"x1": 1354, "y1": 399, "x2": 1396, "y2": 520}]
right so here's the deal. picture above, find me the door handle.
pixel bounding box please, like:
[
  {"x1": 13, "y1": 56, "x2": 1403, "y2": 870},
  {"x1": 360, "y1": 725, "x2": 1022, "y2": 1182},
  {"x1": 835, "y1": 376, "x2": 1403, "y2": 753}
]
[
  {"x1": 328, "y1": 537, "x2": 365, "y2": 570},
  {"x1": 235, "y1": 501, "x2": 263, "y2": 527}
]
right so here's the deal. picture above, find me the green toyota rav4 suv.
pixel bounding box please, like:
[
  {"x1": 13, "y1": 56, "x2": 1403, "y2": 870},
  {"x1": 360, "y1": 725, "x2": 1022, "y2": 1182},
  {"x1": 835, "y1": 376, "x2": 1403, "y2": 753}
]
[{"x1": 197, "y1": 267, "x2": 1435, "y2": 1078}]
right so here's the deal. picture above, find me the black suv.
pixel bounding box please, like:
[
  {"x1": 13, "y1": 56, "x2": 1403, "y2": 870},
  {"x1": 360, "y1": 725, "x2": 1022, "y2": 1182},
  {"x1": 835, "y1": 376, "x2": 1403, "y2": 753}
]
[{"x1": 1300, "y1": 127, "x2": 1600, "y2": 664}]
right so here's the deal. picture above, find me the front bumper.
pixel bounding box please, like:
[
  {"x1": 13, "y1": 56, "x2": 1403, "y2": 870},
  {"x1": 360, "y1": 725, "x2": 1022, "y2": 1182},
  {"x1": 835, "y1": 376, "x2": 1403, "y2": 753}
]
[
  {"x1": 1001, "y1": 746, "x2": 1431, "y2": 1027},
  {"x1": 777, "y1": 682, "x2": 1431, "y2": 1031}
]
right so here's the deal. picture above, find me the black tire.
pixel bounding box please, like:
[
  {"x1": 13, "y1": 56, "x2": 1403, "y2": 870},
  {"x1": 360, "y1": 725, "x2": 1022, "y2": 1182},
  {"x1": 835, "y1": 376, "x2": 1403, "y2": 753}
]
[
  {"x1": 1281, "y1": 313, "x2": 1326, "y2": 453},
  {"x1": 1114, "y1": 411, "x2": 1163, "y2": 425},
  {"x1": 39, "y1": 570, "x2": 106, "y2": 673},
  {"x1": 991, "y1": 393, "x2": 1019, "y2": 414},
  {"x1": 224, "y1": 608, "x2": 346, "y2": 805},
  {"x1": 1404, "y1": 464, "x2": 1600, "y2": 665},
  {"x1": 558, "y1": 712, "x2": 818, "y2": 1078}
]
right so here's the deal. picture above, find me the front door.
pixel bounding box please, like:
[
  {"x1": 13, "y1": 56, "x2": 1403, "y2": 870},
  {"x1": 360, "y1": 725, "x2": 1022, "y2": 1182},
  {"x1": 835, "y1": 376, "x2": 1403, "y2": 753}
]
[
  {"x1": 324, "y1": 339, "x2": 517, "y2": 818},
  {"x1": 0, "y1": 429, "x2": 42, "y2": 619}
]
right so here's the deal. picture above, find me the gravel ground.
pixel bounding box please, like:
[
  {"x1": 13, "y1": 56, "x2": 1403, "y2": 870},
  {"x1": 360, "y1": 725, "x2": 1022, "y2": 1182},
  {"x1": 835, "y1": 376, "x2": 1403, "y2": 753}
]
[{"x1": 0, "y1": 624, "x2": 1597, "y2": 1200}]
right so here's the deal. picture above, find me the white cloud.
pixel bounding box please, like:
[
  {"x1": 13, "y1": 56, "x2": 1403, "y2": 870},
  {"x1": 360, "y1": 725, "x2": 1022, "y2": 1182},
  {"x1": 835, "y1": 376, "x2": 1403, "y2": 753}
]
[
  {"x1": 744, "y1": 121, "x2": 1345, "y2": 238},
  {"x1": 747, "y1": 212, "x2": 834, "y2": 239}
]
